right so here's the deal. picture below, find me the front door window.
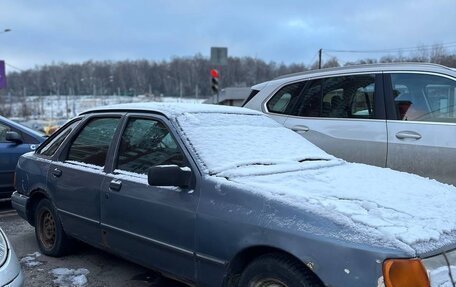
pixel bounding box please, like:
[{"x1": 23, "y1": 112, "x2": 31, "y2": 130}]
[
  {"x1": 391, "y1": 73, "x2": 456, "y2": 122},
  {"x1": 116, "y1": 118, "x2": 184, "y2": 174}
]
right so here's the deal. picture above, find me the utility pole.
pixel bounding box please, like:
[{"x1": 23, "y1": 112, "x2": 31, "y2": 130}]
[{"x1": 318, "y1": 48, "x2": 322, "y2": 69}]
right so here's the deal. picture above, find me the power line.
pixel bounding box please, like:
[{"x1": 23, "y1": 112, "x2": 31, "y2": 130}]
[
  {"x1": 4, "y1": 62, "x2": 25, "y2": 72},
  {"x1": 324, "y1": 41, "x2": 456, "y2": 54},
  {"x1": 306, "y1": 51, "x2": 319, "y2": 67},
  {"x1": 323, "y1": 51, "x2": 347, "y2": 65}
]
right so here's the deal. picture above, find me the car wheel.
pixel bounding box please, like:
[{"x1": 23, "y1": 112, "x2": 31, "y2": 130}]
[
  {"x1": 238, "y1": 253, "x2": 323, "y2": 287},
  {"x1": 34, "y1": 198, "x2": 73, "y2": 256}
]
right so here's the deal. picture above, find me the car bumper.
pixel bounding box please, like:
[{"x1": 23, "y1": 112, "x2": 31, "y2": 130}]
[
  {"x1": 0, "y1": 231, "x2": 24, "y2": 287},
  {"x1": 11, "y1": 191, "x2": 29, "y2": 222},
  {"x1": 3, "y1": 266, "x2": 24, "y2": 287}
]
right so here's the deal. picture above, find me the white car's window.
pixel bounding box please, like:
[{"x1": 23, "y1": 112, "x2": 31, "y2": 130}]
[
  {"x1": 391, "y1": 73, "x2": 456, "y2": 122},
  {"x1": 267, "y1": 74, "x2": 376, "y2": 119},
  {"x1": 266, "y1": 82, "x2": 303, "y2": 114},
  {"x1": 116, "y1": 118, "x2": 184, "y2": 174},
  {"x1": 297, "y1": 74, "x2": 376, "y2": 118}
]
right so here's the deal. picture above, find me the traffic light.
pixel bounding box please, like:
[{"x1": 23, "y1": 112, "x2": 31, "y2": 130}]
[{"x1": 210, "y1": 69, "x2": 219, "y2": 94}]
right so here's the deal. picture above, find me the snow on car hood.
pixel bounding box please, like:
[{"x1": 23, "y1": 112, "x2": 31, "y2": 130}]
[
  {"x1": 222, "y1": 161, "x2": 456, "y2": 256},
  {"x1": 175, "y1": 111, "x2": 456, "y2": 256}
]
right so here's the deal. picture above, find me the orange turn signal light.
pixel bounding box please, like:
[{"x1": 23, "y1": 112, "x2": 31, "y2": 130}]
[{"x1": 383, "y1": 259, "x2": 429, "y2": 287}]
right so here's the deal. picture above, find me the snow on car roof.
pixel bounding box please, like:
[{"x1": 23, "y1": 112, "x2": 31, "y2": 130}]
[{"x1": 80, "y1": 102, "x2": 262, "y2": 118}]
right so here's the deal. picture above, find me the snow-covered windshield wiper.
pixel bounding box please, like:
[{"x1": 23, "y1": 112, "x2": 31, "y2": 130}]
[
  {"x1": 298, "y1": 158, "x2": 330, "y2": 163},
  {"x1": 209, "y1": 162, "x2": 277, "y2": 176}
]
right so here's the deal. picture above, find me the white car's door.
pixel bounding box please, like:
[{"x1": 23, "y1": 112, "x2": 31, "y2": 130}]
[
  {"x1": 266, "y1": 73, "x2": 388, "y2": 167},
  {"x1": 384, "y1": 72, "x2": 456, "y2": 185}
]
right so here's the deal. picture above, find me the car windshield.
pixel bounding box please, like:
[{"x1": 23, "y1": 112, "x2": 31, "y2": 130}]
[{"x1": 175, "y1": 112, "x2": 333, "y2": 174}]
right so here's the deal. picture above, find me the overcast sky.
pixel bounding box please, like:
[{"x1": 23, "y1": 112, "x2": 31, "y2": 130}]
[{"x1": 1, "y1": 0, "x2": 455, "y2": 70}]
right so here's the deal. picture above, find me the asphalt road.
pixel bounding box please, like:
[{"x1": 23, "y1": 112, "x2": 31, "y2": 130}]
[{"x1": 0, "y1": 199, "x2": 188, "y2": 287}]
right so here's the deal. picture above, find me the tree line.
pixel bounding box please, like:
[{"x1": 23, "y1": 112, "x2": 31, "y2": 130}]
[
  {"x1": 2, "y1": 45, "x2": 456, "y2": 100},
  {"x1": 1, "y1": 55, "x2": 305, "y2": 99}
]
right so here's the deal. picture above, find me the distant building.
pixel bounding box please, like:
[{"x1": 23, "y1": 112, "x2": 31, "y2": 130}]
[{"x1": 204, "y1": 87, "x2": 250, "y2": 106}]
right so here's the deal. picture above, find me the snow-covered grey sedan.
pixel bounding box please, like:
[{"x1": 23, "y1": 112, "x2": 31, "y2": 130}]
[{"x1": 11, "y1": 103, "x2": 456, "y2": 287}]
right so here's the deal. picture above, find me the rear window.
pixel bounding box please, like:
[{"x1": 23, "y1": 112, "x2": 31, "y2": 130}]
[
  {"x1": 266, "y1": 82, "x2": 304, "y2": 114},
  {"x1": 242, "y1": 89, "x2": 260, "y2": 106}
]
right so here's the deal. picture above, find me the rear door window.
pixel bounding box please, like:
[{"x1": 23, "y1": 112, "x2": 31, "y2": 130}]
[
  {"x1": 67, "y1": 117, "x2": 120, "y2": 166},
  {"x1": 287, "y1": 74, "x2": 376, "y2": 119}
]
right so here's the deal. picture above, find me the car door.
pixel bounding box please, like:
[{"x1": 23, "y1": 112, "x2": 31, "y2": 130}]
[
  {"x1": 0, "y1": 121, "x2": 37, "y2": 195},
  {"x1": 276, "y1": 73, "x2": 388, "y2": 167},
  {"x1": 384, "y1": 72, "x2": 456, "y2": 185},
  {"x1": 100, "y1": 114, "x2": 198, "y2": 282},
  {"x1": 47, "y1": 115, "x2": 122, "y2": 246}
]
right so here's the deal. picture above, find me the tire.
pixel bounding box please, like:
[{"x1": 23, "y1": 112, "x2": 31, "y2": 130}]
[
  {"x1": 238, "y1": 253, "x2": 323, "y2": 287},
  {"x1": 34, "y1": 198, "x2": 74, "y2": 257}
]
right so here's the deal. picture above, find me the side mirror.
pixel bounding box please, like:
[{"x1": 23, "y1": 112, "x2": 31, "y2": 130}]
[
  {"x1": 5, "y1": 131, "x2": 23, "y2": 144},
  {"x1": 148, "y1": 165, "x2": 191, "y2": 188}
]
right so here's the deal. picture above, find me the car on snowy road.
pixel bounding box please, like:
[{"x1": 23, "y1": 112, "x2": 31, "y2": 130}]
[{"x1": 10, "y1": 103, "x2": 456, "y2": 287}]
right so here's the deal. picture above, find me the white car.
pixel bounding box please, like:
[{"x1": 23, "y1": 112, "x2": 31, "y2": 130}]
[
  {"x1": 0, "y1": 227, "x2": 24, "y2": 286},
  {"x1": 243, "y1": 62, "x2": 456, "y2": 186}
]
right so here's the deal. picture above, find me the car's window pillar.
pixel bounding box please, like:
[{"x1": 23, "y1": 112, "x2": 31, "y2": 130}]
[
  {"x1": 383, "y1": 73, "x2": 401, "y2": 121},
  {"x1": 374, "y1": 73, "x2": 387, "y2": 120}
]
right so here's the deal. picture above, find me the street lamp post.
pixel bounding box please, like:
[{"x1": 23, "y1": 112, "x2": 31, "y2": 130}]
[{"x1": 166, "y1": 75, "x2": 182, "y2": 101}]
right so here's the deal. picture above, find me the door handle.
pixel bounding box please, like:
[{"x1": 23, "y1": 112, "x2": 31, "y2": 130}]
[
  {"x1": 291, "y1": 125, "x2": 310, "y2": 133},
  {"x1": 109, "y1": 179, "x2": 122, "y2": 192},
  {"x1": 52, "y1": 168, "x2": 62, "y2": 177},
  {"x1": 395, "y1": 131, "x2": 422, "y2": 140}
]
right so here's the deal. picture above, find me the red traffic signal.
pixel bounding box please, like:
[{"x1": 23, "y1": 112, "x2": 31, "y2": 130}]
[{"x1": 210, "y1": 69, "x2": 219, "y2": 78}]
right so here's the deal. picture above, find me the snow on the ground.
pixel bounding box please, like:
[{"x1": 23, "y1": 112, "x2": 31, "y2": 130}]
[
  {"x1": 50, "y1": 268, "x2": 89, "y2": 287},
  {"x1": 20, "y1": 251, "x2": 42, "y2": 267},
  {"x1": 429, "y1": 266, "x2": 456, "y2": 287},
  {"x1": 174, "y1": 111, "x2": 456, "y2": 255},
  {"x1": 9, "y1": 94, "x2": 205, "y2": 121}
]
